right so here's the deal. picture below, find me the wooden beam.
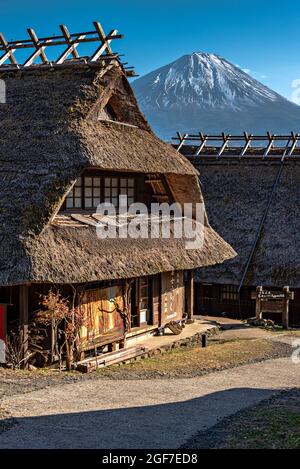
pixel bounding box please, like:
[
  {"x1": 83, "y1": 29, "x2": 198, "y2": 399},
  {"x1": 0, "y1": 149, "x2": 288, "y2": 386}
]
[
  {"x1": 186, "y1": 270, "x2": 194, "y2": 320},
  {"x1": 255, "y1": 286, "x2": 263, "y2": 319},
  {"x1": 288, "y1": 132, "x2": 299, "y2": 156},
  {"x1": 60, "y1": 25, "x2": 80, "y2": 58},
  {"x1": 217, "y1": 133, "x2": 230, "y2": 157},
  {"x1": 23, "y1": 28, "x2": 51, "y2": 67},
  {"x1": 90, "y1": 28, "x2": 118, "y2": 62},
  {"x1": 93, "y1": 21, "x2": 113, "y2": 55},
  {"x1": 176, "y1": 132, "x2": 188, "y2": 152},
  {"x1": 239, "y1": 132, "x2": 252, "y2": 157},
  {"x1": 263, "y1": 132, "x2": 275, "y2": 158},
  {"x1": 0, "y1": 32, "x2": 17, "y2": 65},
  {"x1": 282, "y1": 286, "x2": 290, "y2": 329},
  {"x1": 194, "y1": 133, "x2": 207, "y2": 155},
  {"x1": 281, "y1": 136, "x2": 292, "y2": 162},
  {"x1": 19, "y1": 284, "x2": 29, "y2": 359},
  {"x1": 56, "y1": 25, "x2": 86, "y2": 64}
]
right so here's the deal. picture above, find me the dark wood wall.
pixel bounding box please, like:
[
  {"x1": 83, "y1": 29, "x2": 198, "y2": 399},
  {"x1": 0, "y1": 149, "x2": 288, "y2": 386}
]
[{"x1": 195, "y1": 282, "x2": 300, "y2": 326}]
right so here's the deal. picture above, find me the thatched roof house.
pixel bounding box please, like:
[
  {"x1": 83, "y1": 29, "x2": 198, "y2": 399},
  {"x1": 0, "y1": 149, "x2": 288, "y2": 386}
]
[
  {"x1": 0, "y1": 23, "x2": 235, "y2": 365},
  {"x1": 0, "y1": 64, "x2": 235, "y2": 286},
  {"x1": 177, "y1": 137, "x2": 300, "y2": 325}
]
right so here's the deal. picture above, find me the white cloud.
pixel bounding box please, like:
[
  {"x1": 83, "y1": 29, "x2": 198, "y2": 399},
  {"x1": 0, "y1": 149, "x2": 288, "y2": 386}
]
[{"x1": 291, "y1": 78, "x2": 300, "y2": 104}]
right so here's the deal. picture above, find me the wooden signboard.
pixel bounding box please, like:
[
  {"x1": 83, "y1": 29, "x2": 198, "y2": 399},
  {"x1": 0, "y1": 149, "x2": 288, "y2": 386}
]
[
  {"x1": 251, "y1": 286, "x2": 294, "y2": 329},
  {"x1": 161, "y1": 270, "x2": 184, "y2": 325}
]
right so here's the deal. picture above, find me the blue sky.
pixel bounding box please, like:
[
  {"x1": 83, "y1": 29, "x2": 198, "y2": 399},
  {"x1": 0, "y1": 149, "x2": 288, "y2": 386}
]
[{"x1": 1, "y1": 0, "x2": 300, "y2": 101}]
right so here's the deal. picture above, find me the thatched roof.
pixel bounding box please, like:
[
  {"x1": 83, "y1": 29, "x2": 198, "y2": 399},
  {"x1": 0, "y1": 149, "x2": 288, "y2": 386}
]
[
  {"x1": 189, "y1": 157, "x2": 300, "y2": 287},
  {"x1": 0, "y1": 63, "x2": 235, "y2": 285}
]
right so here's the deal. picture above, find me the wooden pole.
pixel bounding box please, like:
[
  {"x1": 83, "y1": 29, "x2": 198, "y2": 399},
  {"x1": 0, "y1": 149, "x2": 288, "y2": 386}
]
[
  {"x1": 186, "y1": 270, "x2": 194, "y2": 321},
  {"x1": 282, "y1": 286, "x2": 289, "y2": 329},
  {"x1": 255, "y1": 286, "x2": 262, "y2": 319},
  {"x1": 19, "y1": 284, "x2": 29, "y2": 359}
]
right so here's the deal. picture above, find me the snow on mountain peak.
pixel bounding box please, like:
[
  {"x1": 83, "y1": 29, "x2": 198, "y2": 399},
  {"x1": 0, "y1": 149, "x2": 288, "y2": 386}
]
[
  {"x1": 133, "y1": 52, "x2": 279, "y2": 111},
  {"x1": 132, "y1": 52, "x2": 300, "y2": 140}
]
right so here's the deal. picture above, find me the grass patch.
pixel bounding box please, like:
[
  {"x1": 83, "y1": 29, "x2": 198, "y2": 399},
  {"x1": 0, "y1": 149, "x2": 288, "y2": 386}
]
[
  {"x1": 204, "y1": 389, "x2": 300, "y2": 449},
  {"x1": 225, "y1": 408, "x2": 300, "y2": 449},
  {"x1": 98, "y1": 338, "x2": 291, "y2": 379},
  {"x1": 182, "y1": 389, "x2": 300, "y2": 449}
]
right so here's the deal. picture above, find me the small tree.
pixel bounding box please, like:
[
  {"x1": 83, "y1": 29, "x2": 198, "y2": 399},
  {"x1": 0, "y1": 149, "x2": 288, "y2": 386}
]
[
  {"x1": 6, "y1": 327, "x2": 28, "y2": 369},
  {"x1": 35, "y1": 290, "x2": 85, "y2": 371}
]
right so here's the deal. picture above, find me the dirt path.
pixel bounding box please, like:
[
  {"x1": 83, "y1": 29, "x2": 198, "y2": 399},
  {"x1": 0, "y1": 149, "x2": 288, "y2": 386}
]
[{"x1": 0, "y1": 357, "x2": 299, "y2": 449}]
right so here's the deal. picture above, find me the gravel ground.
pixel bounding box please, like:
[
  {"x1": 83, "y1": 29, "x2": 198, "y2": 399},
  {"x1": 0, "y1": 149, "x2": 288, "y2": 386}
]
[
  {"x1": 0, "y1": 326, "x2": 299, "y2": 448},
  {"x1": 0, "y1": 357, "x2": 299, "y2": 448},
  {"x1": 182, "y1": 388, "x2": 300, "y2": 449}
]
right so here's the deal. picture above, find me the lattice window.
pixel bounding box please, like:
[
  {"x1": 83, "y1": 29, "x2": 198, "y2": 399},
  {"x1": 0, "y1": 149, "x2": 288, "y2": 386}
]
[
  {"x1": 64, "y1": 175, "x2": 135, "y2": 210},
  {"x1": 120, "y1": 177, "x2": 135, "y2": 206},
  {"x1": 66, "y1": 177, "x2": 82, "y2": 209},
  {"x1": 140, "y1": 276, "x2": 150, "y2": 324},
  {"x1": 84, "y1": 176, "x2": 101, "y2": 209},
  {"x1": 105, "y1": 177, "x2": 135, "y2": 208},
  {"x1": 220, "y1": 285, "x2": 239, "y2": 302}
]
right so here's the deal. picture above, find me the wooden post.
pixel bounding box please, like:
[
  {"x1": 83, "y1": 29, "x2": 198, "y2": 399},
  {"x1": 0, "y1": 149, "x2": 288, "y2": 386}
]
[
  {"x1": 186, "y1": 270, "x2": 194, "y2": 321},
  {"x1": 19, "y1": 284, "x2": 29, "y2": 359},
  {"x1": 282, "y1": 286, "x2": 290, "y2": 329},
  {"x1": 255, "y1": 286, "x2": 262, "y2": 319}
]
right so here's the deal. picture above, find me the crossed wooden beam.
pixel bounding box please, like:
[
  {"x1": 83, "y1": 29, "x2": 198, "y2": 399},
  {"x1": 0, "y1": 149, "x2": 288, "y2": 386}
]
[
  {"x1": 174, "y1": 131, "x2": 300, "y2": 159},
  {"x1": 0, "y1": 21, "x2": 124, "y2": 69}
]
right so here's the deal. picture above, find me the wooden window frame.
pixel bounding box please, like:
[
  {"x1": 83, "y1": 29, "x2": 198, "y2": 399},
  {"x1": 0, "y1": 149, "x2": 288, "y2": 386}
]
[
  {"x1": 220, "y1": 285, "x2": 239, "y2": 303},
  {"x1": 63, "y1": 172, "x2": 136, "y2": 211},
  {"x1": 65, "y1": 177, "x2": 83, "y2": 209},
  {"x1": 83, "y1": 175, "x2": 101, "y2": 209}
]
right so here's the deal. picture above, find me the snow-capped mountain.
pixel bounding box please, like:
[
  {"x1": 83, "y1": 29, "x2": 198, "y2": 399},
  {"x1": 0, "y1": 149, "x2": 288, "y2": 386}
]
[{"x1": 132, "y1": 52, "x2": 300, "y2": 140}]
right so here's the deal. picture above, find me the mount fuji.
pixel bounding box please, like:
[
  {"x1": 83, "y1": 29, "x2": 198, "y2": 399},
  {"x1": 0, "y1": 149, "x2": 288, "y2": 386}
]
[{"x1": 132, "y1": 52, "x2": 300, "y2": 140}]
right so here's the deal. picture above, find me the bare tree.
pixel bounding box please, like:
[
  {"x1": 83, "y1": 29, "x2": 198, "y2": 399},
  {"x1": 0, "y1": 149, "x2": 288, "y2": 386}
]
[{"x1": 35, "y1": 290, "x2": 85, "y2": 371}]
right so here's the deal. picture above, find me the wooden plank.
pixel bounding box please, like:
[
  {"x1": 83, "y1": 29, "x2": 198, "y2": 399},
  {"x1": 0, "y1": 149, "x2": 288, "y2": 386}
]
[
  {"x1": 240, "y1": 132, "x2": 252, "y2": 157},
  {"x1": 263, "y1": 132, "x2": 274, "y2": 158},
  {"x1": 93, "y1": 21, "x2": 113, "y2": 55},
  {"x1": 0, "y1": 32, "x2": 17, "y2": 65},
  {"x1": 195, "y1": 133, "x2": 207, "y2": 156},
  {"x1": 161, "y1": 270, "x2": 184, "y2": 324},
  {"x1": 23, "y1": 28, "x2": 50, "y2": 66},
  {"x1": 55, "y1": 31, "x2": 85, "y2": 65},
  {"x1": 288, "y1": 132, "x2": 299, "y2": 156},
  {"x1": 0, "y1": 22, "x2": 124, "y2": 70},
  {"x1": 176, "y1": 132, "x2": 187, "y2": 152},
  {"x1": 90, "y1": 29, "x2": 118, "y2": 62},
  {"x1": 60, "y1": 25, "x2": 80, "y2": 58},
  {"x1": 217, "y1": 133, "x2": 230, "y2": 157},
  {"x1": 77, "y1": 345, "x2": 148, "y2": 372},
  {"x1": 78, "y1": 285, "x2": 125, "y2": 352}
]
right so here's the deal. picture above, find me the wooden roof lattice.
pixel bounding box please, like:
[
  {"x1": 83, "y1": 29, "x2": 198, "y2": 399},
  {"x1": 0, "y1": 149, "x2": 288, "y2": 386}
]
[
  {"x1": 174, "y1": 131, "x2": 300, "y2": 161},
  {"x1": 0, "y1": 21, "x2": 136, "y2": 76}
]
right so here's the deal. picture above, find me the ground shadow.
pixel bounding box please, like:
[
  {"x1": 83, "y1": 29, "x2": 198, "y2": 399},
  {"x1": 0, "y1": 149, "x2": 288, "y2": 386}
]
[{"x1": 0, "y1": 387, "x2": 280, "y2": 449}]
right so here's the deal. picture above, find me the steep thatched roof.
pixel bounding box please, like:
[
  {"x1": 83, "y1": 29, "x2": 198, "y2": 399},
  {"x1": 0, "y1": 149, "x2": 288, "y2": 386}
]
[
  {"x1": 0, "y1": 63, "x2": 235, "y2": 285},
  {"x1": 189, "y1": 157, "x2": 300, "y2": 287}
]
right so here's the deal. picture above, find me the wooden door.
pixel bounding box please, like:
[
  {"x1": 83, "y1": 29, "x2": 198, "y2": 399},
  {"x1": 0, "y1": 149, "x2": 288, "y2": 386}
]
[{"x1": 79, "y1": 286, "x2": 124, "y2": 351}]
